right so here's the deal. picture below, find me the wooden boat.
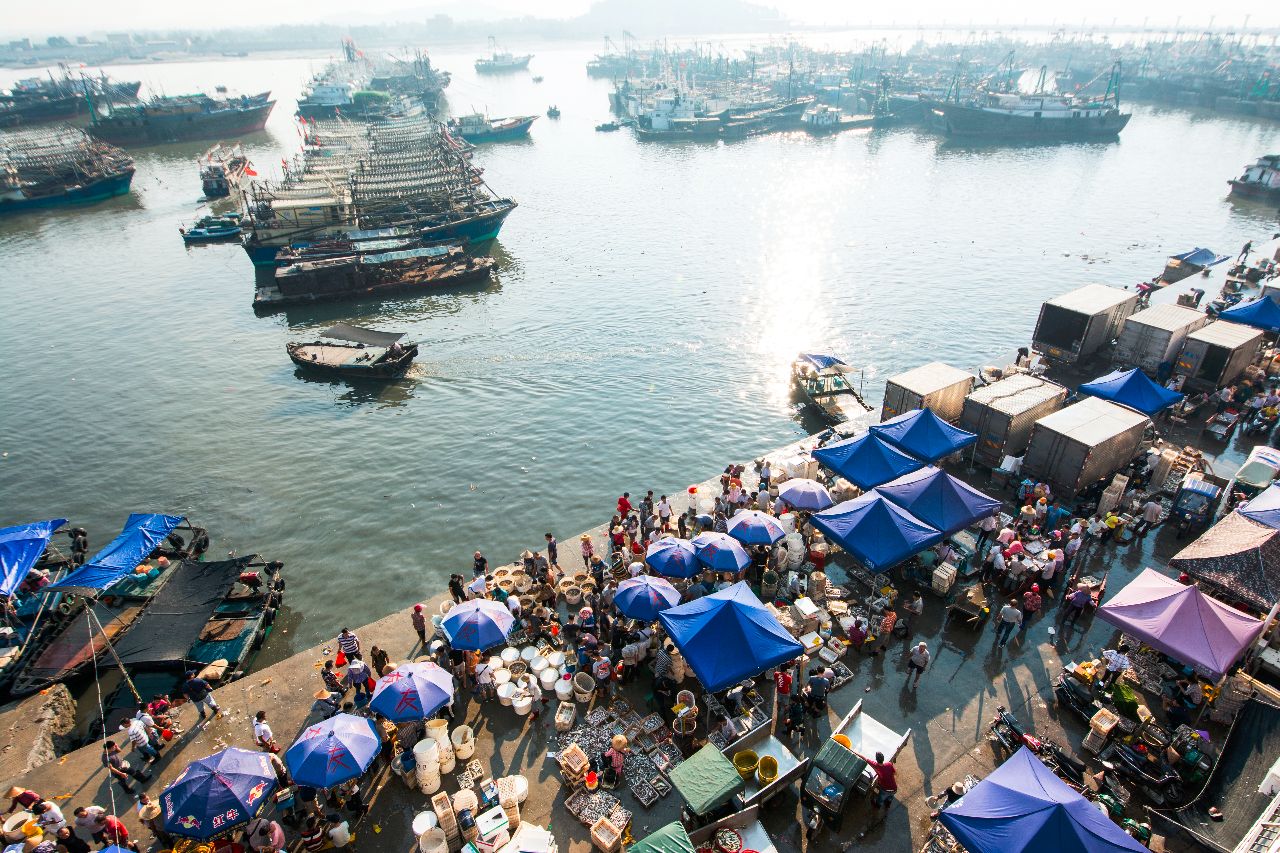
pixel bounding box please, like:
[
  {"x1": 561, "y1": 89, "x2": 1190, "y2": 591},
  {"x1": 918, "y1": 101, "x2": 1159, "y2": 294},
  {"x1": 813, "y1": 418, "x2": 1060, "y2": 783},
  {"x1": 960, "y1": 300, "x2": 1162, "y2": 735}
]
[
  {"x1": 547, "y1": 106, "x2": 561, "y2": 118},
  {"x1": 181, "y1": 223, "x2": 241, "y2": 243},
  {"x1": 287, "y1": 322, "x2": 418, "y2": 378},
  {"x1": 791, "y1": 352, "x2": 872, "y2": 424},
  {"x1": 596, "y1": 122, "x2": 620, "y2": 132}
]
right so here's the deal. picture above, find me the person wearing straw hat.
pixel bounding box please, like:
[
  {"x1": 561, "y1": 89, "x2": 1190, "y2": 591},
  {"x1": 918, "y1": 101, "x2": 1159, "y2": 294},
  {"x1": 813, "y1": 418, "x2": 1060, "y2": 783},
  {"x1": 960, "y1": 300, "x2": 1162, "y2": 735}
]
[
  {"x1": 135, "y1": 797, "x2": 170, "y2": 848},
  {"x1": 5, "y1": 787, "x2": 43, "y2": 815},
  {"x1": 601, "y1": 735, "x2": 628, "y2": 789}
]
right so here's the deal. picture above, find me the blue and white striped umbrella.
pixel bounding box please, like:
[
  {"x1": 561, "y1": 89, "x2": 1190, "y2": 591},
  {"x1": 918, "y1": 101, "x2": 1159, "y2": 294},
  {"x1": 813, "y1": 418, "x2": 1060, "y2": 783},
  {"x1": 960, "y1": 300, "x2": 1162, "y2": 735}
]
[
  {"x1": 441, "y1": 599, "x2": 514, "y2": 651},
  {"x1": 614, "y1": 576, "x2": 682, "y2": 621},
  {"x1": 777, "y1": 478, "x2": 834, "y2": 511}
]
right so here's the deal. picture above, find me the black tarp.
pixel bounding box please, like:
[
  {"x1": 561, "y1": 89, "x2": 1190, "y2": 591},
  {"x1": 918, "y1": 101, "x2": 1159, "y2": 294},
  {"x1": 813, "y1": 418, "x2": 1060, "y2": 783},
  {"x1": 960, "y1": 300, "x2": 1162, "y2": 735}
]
[
  {"x1": 1149, "y1": 697, "x2": 1280, "y2": 853},
  {"x1": 1168, "y1": 512, "x2": 1280, "y2": 613},
  {"x1": 113, "y1": 557, "x2": 255, "y2": 667}
]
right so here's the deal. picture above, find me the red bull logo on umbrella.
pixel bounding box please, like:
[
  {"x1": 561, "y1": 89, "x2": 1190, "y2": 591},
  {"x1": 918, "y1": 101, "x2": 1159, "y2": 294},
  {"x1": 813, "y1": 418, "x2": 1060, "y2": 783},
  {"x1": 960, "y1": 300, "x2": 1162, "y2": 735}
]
[
  {"x1": 246, "y1": 781, "x2": 269, "y2": 805},
  {"x1": 176, "y1": 815, "x2": 201, "y2": 831}
]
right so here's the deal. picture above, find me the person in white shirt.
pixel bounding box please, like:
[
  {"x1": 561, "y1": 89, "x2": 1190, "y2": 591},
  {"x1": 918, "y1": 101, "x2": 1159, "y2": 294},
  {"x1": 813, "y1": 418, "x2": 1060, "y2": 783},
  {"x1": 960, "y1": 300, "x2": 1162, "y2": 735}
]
[
  {"x1": 628, "y1": 561, "x2": 645, "y2": 577},
  {"x1": 466, "y1": 574, "x2": 487, "y2": 599},
  {"x1": 656, "y1": 496, "x2": 672, "y2": 529},
  {"x1": 327, "y1": 818, "x2": 351, "y2": 847},
  {"x1": 33, "y1": 802, "x2": 65, "y2": 833},
  {"x1": 1100, "y1": 644, "x2": 1130, "y2": 688},
  {"x1": 994, "y1": 600, "x2": 1022, "y2": 648},
  {"x1": 253, "y1": 711, "x2": 277, "y2": 752},
  {"x1": 1134, "y1": 499, "x2": 1163, "y2": 535}
]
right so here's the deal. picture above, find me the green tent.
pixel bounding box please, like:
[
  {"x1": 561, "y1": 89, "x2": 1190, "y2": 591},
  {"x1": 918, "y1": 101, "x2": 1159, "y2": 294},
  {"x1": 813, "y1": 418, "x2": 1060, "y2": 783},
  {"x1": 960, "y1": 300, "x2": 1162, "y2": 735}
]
[
  {"x1": 668, "y1": 744, "x2": 744, "y2": 816},
  {"x1": 629, "y1": 822, "x2": 696, "y2": 853}
]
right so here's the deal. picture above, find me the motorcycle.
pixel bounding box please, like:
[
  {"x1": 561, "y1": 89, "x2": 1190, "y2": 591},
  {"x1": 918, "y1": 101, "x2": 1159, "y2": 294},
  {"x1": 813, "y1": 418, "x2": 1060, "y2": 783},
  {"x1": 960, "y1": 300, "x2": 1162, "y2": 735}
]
[
  {"x1": 1245, "y1": 409, "x2": 1279, "y2": 437},
  {"x1": 1100, "y1": 742, "x2": 1186, "y2": 807},
  {"x1": 989, "y1": 706, "x2": 1042, "y2": 754},
  {"x1": 1053, "y1": 671, "x2": 1100, "y2": 725}
]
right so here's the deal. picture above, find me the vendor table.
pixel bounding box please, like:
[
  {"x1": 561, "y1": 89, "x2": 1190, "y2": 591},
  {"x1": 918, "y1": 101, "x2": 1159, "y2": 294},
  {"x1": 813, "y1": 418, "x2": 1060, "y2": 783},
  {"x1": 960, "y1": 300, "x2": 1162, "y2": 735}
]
[{"x1": 946, "y1": 584, "x2": 989, "y2": 628}]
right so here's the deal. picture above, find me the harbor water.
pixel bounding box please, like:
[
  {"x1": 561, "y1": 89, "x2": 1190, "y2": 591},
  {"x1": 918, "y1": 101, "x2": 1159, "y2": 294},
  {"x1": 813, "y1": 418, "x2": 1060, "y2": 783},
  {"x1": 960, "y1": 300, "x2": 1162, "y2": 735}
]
[{"x1": 2, "y1": 39, "x2": 1278, "y2": 655}]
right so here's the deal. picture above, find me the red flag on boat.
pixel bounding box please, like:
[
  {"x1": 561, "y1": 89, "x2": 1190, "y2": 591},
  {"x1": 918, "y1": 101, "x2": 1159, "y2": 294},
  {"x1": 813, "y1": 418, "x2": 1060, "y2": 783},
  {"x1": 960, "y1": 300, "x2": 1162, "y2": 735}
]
[{"x1": 244, "y1": 165, "x2": 258, "y2": 176}]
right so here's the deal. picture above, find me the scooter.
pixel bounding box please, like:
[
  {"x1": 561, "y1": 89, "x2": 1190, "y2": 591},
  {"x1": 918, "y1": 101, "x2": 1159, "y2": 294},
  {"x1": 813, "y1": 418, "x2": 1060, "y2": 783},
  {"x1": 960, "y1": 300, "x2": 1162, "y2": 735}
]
[
  {"x1": 1053, "y1": 672, "x2": 1100, "y2": 725},
  {"x1": 989, "y1": 706, "x2": 1042, "y2": 754},
  {"x1": 1100, "y1": 742, "x2": 1186, "y2": 806},
  {"x1": 1245, "y1": 410, "x2": 1279, "y2": 437}
]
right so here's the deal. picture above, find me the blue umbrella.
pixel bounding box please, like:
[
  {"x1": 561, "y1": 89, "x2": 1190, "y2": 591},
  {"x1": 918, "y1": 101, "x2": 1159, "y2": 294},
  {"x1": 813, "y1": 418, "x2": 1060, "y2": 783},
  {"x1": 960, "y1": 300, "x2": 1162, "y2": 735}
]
[
  {"x1": 691, "y1": 532, "x2": 751, "y2": 572},
  {"x1": 441, "y1": 599, "x2": 514, "y2": 651},
  {"x1": 369, "y1": 661, "x2": 455, "y2": 721},
  {"x1": 615, "y1": 576, "x2": 682, "y2": 620},
  {"x1": 777, "y1": 478, "x2": 833, "y2": 511},
  {"x1": 726, "y1": 510, "x2": 786, "y2": 545},
  {"x1": 645, "y1": 538, "x2": 700, "y2": 579},
  {"x1": 160, "y1": 747, "x2": 278, "y2": 840},
  {"x1": 285, "y1": 713, "x2": 381, "y2": 789}
]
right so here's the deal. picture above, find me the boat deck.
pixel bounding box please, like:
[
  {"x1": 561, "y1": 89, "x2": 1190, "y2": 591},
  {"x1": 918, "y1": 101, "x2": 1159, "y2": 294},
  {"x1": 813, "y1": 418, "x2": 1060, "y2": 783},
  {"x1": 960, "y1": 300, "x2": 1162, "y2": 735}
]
[
  {"x1": 290, "y1": 343, "x2": 387, "y2": 368},
  {"x1": 19, "y1": 605, "x2": 142, "y2": 685}
]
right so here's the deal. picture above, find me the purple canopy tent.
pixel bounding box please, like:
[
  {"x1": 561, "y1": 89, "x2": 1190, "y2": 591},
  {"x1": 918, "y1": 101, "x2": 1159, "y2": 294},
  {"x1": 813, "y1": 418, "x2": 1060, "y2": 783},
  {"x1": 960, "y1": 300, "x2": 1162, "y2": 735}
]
[{"x1": 1096, "y1": 568, "x2": 1264, "y2": 679}]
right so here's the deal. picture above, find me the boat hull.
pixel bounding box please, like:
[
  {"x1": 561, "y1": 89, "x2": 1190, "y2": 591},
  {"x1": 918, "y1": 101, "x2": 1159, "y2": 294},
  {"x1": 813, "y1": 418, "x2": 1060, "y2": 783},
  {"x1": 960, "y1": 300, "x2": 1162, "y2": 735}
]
[
  {"x1": 0, "y1": 94, "x2": 87, "y2": 126},
  {"x1": 475, "y1": 58, "x2": 532, "y2": 74},
  {"x1": 1229, "y1": 180, "x2": 1280, "y2": 202},
  {"x1": 0, "y1": 167, "x2": 135, "y2": 214},
  {"x1": 90, "y1": 101, "x2": 275, "y2": 146},
  {"x1": 457, "y1": 116, "x2": 535, "y2": 142},
  {"x1": 256, "y1": 261, "x2": 494, "y2": 311},
  {"x1": 928, "y1": 101, "x2": 1131, "y2": 141},
  {"x1": 287, "y1": 343, "x2": 418, "y2": 378}
]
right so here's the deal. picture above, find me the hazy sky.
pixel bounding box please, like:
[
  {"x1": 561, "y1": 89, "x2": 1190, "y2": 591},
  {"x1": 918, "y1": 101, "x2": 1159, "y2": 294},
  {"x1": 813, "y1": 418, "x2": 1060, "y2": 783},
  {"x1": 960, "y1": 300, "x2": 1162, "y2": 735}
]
[{"x1": 8, "y1": 0, "x2": 1276, "y2": 38}]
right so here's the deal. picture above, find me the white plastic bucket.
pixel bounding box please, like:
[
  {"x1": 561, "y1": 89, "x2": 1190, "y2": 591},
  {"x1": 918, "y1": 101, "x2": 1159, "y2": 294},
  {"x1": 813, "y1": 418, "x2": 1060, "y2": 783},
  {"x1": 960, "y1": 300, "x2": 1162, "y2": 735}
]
[
  {"x1": 413, "y1": 738, "x2": 440, "y2": 769},
  {"x1": 555, "y1": 674, "x2": 574, "y2": 700},
  {"x1": 417, "y1": 772, "x2": 440, "y2": 795},
  {"x1": 494, "y1": 668, "x2": 511, "y2": 686},
  {"x1": 451, "y1": 725, "x2": 475, "y2": 760},
  {"x1": 530, "y1": 656, "x2": 548, "y2": 674},
  {"x1": 513, "y1": 693, "x2": 533, "y2": 716},
  {"x1": 418, "y1": 828, "x2": 448, "y2": 853},
  {"x1": 565, "y1": 587, "x2": 582, "y2": 604},
  {"x1": 500, "y1": 647, "x2": 519, "y2": 666},
  {"x1": 488, "y1": 655, "x2": 502, "y2": 671},
  {"x1": 547, "y1": 651, "x2": 565, "y2": 670},
  {"x1": 573, "y1": 671, "x2": 595, "y2": 703},
  {"x1": 412, "y1": 812, "x2": 438, "y2": 836},
  {"x1": 539, "y1": 668, "x2": 558, "y2": 690},
  {"x1": 497, "y1": 683, "x2": 518, "y2": 706},
  {"x1": 426, "y1": 719, "x2": 450, "y2": 743},
  {"x1": 438, "y1": 742, "x2": 455, "y2": 773},
  {"x1": 520, "y1": 646, "x2": 538, "y2": 662}
]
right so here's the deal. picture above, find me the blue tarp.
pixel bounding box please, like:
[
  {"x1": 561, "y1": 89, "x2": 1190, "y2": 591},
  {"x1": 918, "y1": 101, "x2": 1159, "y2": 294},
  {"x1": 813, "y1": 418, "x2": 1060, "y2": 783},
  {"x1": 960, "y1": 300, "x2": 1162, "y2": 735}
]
[
  {"x1": 658, "y1": 582, "x2": 803, "y2": 693},
  {"x1": 871, "y1": 408, "x2": 978, "y2": 463},
  {"x1": 1171, "y1": 247, "x2": 1229, "y2": 268},
  {"x1": 810, "y1": 493, "x2": 943, "y2": 571},
  {"x1": 877, "y1": 467, "x2": 1003, "y2": 536},
  {"x1": 1220, "y1": 295, "x2": 1280, "y2": 334},
  {"x1": 939, "y1": 746, "x2": 1148, "y2": 853},
  {"x1": 1240, "y1": 483, "x2": 1280, "y2": 529},
  {"x1": 798, "y1": 352, "x2": 849, "y2": 371},
  {"x1": 0, "y1": 518, "x2": 66, "y2": 598},
  {"x1": 813, "y1": 432, "x2": 925, "y2": 490},
  {"x1": 48, "y1": 513, "x2": 185, "y2": 595},
  {"x1": 1079, "y1": 368, "x2": 1182, "y2": 416}
]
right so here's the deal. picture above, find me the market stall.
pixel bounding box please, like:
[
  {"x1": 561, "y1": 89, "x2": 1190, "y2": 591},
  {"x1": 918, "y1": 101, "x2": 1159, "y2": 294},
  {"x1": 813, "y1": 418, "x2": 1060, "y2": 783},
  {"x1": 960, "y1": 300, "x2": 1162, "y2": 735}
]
[
  {"x1": 800, "y1": 700, "x2": 910, "y2": 830},
  {"x1": 870, "y1": 408, "x2": 978, "y2": 463},
  {"x1": 685, "y1": 805, "x2": 780, "y2": 853},
  {"x1": 938, "y1": 746, "x2": 1147, "y2": 853},
  {"x1": 669, "y1": 744, "x2": 745, "y2": 828},
  {"x1": 810, "y1": 493, "x2": 943, "y2": 572},
  {"x1": 1079, "y1": 368, "x2": 1184, "y2": 417},
  {"x1": 813, "y1": 431, "x2": 925, "y2": 490},
  {"x1": 1169, "y1": 511, "x2": 1280, "y2": 613},
  {"x1": 876, "y1": 466, "x2": 1003, "y2": 538}
]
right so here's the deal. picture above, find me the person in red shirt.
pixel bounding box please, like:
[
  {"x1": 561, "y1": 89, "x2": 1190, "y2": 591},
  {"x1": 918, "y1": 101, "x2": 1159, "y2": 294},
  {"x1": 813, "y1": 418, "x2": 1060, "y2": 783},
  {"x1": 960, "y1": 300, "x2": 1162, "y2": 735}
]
[
  {"x1": 617, "y1": 493, "x2": 633, "y2": 517},
  {"x1": 773, "y1": 667, "x2": 793, "y2": 699},
  {"x1": 6, "y1": 786, "x2": 44, "y2": 814},
  {"x1": 100, "y1": 814, "x2": 134, "y2": 850},
  {"x1": 868, "y1": 752, "x2": 898, "y2": 812}
]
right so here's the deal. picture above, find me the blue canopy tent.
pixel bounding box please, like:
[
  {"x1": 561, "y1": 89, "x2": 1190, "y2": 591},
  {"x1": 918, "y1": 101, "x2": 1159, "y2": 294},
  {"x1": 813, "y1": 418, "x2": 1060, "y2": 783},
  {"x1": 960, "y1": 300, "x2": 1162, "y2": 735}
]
[
  {"x1": 871, "y1": 408, "x2": 978, "y2": 463},
  {"x1": 48, "y1": 513, "x2": 185, "y2": 596},
  {"x1": 798, "y1": 352, "x2": 852, "y2": 372},
  {"x1": 877, "y1": 467, "x2": 1003, "y2": 537},
  {"x1": 1079, "y1": 369, "x2": 1182, "y2": 417},
  {"x1": 813, "y1": 432, "x2": 925, "y2": 490},
  {"x1": 0, "y1": 518, "x2": 66, "y2": 597},
  {"x1": 1241, "y1": 483, "x2": 1280, "y2": 529},
  {"x1": 939, "y1": 746, "x2": 1147, "y2": 853},
  {"x1": 658, "y1": 582, "x2": 803, "y2": 693},
  {"x1": 810, "y1": 493, "x2": 943, "y2": 572},
  {"x1": 1220, "y1": 295, "x2": 1280, "y2": 334}
]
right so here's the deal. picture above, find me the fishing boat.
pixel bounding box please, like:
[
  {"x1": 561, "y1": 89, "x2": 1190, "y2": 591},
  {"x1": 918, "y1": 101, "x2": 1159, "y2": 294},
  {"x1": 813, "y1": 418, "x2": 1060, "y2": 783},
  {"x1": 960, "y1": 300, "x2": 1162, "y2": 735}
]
[
  {"x1": 1160, "y1": 247, "x2": 1230, "y2": 284},
  {"x1": 0, "y1": 125, "x2": 135, "y2": 214},
  {"x1": 927, "y1": 62, "x2": 1129, "y2": 142},
  {"x1": 475, "y1": 38, "x2": 533, "y2": 74},
  {"x1": 89, "y1": 91, "x2": 275, "y2": 146},
  {"x1": 800, "y1": 104, "x2": 875, "y2": 134},
  {"x1": 181, "y1": 222, "x2": 242, "y2": 243},
  {"x1": 596, "y1": 122, "x2": 620, "y2": 132},
  {"x1": 199, "y1": 142, "x2": 253, "y2": 198},
  {"x1": 547, "y1": 106, "x2": 561, "y2": 118},
  {"x1": 532, "y1": 76, "x2": 544, "y2": 84},
  {"x1": 1229, "y1": 155, "x2": 1280, "y2": 202},
  {"x1": 255, "y1": 244, "x2": 496, "y2": 310},
  {"x1": 5, "y1": 514, "x2": 210, "y2": 698},
  {"x1": 95, "y1": 554, "x2": 283, "y2": 734},
  {"x1": 0, "y1": 519, "x2": 76, "y2": 690},
  {"x1": 449, "y1": 113, "x2": 536, "y2": 142},
  {"x1": 287, "y1": 323, "x2": 419, "y2": 378},
  {"x1": 297, "y1": 39, "x2": 372, "y2": 119},
  {"x1": 791, "y1": 353, "x2": 872, "y2": 425}
]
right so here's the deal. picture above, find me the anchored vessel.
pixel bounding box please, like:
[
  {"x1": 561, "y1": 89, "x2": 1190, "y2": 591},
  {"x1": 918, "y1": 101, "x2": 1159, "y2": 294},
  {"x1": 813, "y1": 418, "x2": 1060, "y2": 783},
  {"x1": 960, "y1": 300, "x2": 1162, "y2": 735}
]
[
  {"x1": 475, "y1": 38, "x2": 533, "y2": 73},
  {"x1": 199, "y1": 142, "x2": 253, "y2": 197},
  {"x1": 791, "y1": 353, "x2": 872, "y2": 424},
  {"x1": 90, "y1": 90, "x2": 275, "y2": 146},
  {"x1": 287, "y1": 322, "x2": 419, "y2": 378},
  {"x1": 1229, "y1": 155, "x2": 1280, "y2": 202},
  {"x1": 449, "y1": 112, "x2": 537, "y2": 142},
  {"x1": 0, "y1": 125, "x2": 134, "y2": 213}
]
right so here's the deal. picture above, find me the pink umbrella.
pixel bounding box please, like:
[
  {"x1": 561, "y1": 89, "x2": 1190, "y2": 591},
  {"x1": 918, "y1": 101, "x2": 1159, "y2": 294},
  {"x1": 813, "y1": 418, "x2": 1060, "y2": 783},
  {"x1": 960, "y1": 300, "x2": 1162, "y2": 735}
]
[{"x1": 1097, "y1": 568, "x2": 1265, "y2": 679}]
